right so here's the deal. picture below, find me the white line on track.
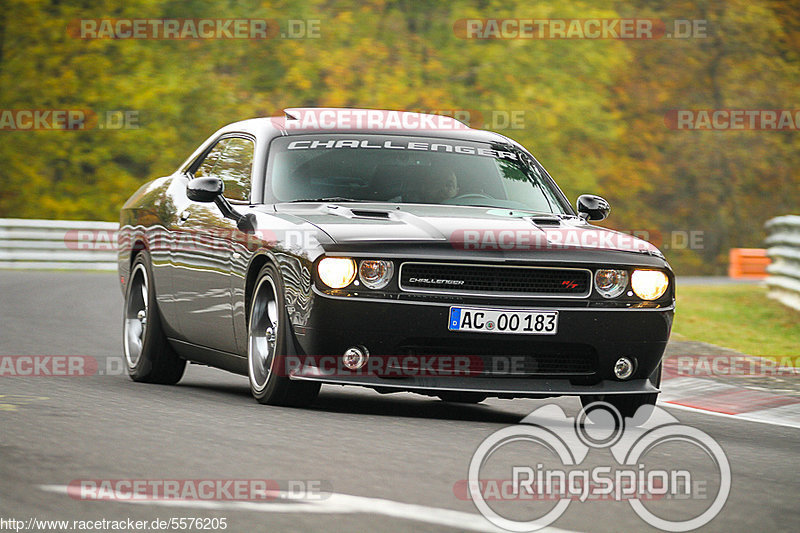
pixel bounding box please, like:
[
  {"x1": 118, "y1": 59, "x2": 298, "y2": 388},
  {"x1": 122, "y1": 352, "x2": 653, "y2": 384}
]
[
  {"x1": 39, "y1": 484, "x2": 581, "y2": 533},
  {"x1": 660, "y1": 401, "x2": 800, "y2": 430}
]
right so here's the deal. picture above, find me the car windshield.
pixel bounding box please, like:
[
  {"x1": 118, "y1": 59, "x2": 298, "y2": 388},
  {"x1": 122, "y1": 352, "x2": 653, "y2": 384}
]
[{"x1": 265, "y1": 134, "x2": 570, "y2": 213}]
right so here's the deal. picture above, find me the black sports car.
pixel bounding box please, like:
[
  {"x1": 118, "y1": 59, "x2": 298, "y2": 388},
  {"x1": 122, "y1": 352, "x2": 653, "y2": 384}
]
[{"x1": 118, "y1": 108, "x2": 674, "y2": 415}]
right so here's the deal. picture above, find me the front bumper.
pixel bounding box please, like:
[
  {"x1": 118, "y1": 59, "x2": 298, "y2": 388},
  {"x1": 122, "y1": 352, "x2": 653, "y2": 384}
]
[
  {"x1": 289, "y1": 291, "x2": 673, "y2": 397},
  {"x1": 291, "y1": 372, "x2": 659, "y2": 398}
]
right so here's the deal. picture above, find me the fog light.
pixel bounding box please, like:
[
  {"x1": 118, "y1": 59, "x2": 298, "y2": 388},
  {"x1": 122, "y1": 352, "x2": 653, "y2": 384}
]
[
  {"x1": 614, "y1": 357, "x2": 634, "y2": 380},
  {"x1": 343, "y1": 346, "x2": 369, "y2": 370}
]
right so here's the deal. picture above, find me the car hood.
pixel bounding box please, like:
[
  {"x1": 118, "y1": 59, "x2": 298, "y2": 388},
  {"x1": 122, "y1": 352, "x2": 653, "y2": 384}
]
[{"x1": 271, "y1": 203, "x2": 661, "y2": 255}]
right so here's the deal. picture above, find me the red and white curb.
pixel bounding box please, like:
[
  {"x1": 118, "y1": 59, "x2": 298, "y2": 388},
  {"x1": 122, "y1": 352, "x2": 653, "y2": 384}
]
[{"x1": 659, "y1": 360, "x2": 800, "y2": 429}]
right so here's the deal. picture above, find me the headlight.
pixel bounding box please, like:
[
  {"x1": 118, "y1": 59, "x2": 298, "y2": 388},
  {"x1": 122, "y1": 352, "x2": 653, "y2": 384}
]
[
  {"x1": 358, "y1": 260, "x2": 394, "y2": 289},
  {"x1": 595, "y1": 269, "x2": 629, "y2": 298},
  {"x1": 631, "y1": 270, "x2": 669, "y2": 300},
  {"x1": 318, "y1": 257, "x2": 356, "y2": 289}
]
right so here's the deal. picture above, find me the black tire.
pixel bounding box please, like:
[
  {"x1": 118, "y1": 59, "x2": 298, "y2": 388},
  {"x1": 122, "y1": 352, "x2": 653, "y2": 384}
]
[
  {"x1": 247, "y1": 263, "x2": 320, "y2": 406},
  {"x1": 437, "y1": 392, "x2": 487, "y2": 404},
  {"x1": 123, "y1": 252, "x2": 186, "y2": 384},
  {"x1": 580, "y1": 362, "x2": 662, "y2": 419}
]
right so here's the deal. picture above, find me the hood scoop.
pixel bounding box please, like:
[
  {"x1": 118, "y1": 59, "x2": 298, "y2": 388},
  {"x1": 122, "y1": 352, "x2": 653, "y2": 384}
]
[
  {"x1": 350, "y1": 209, "x2": 391, "y2": 219},
  {"x1": 525, "y1": 215, "x2": 562, "y2": 226},
  {"x1": 318, "y1": 205, "x2": 393, "y2": 220}
]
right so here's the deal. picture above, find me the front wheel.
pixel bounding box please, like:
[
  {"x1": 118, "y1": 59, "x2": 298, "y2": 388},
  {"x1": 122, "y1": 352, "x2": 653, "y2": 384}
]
[
  {"x1": 580, "y1": 362, "x2": 662, "y2": 419},
  {"x1": 123, "y1": 252, "x2": 186, "y2": 384},
  {"x1": 247, "y1": 264, "x2": 320, "y2": 406}
]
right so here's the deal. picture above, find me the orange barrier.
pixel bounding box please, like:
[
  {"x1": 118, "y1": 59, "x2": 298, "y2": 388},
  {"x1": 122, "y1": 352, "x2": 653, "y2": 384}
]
[{"x1": 728, "y1": 248, "x2": 770, "y2": 279}]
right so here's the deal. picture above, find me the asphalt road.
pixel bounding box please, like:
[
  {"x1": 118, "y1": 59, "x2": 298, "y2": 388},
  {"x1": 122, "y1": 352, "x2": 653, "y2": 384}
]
[{"x1": 0, "y1": 270, "x2": 798, "y2": 533}]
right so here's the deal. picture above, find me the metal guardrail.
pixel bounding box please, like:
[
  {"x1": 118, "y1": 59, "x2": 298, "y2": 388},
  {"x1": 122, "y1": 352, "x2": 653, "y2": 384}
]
[
  {"x1": 2, "y1": 216, "x2": 799, "y2": 301},
  {"x1": 0, "y1": 218, "x2": 118, "y2": 270},
  {"x1": 765, "y1": 215, "x2": 800, "y2": 311}
]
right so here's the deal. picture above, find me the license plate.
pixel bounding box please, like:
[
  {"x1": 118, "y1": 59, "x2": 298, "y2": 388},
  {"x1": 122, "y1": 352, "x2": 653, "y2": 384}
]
[{"x1": 448, "y1": 307, "x2": 558, "y2": 335}]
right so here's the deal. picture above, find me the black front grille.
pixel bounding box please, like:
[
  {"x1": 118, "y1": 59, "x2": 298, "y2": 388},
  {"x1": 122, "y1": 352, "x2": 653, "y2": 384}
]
[
  {"x1": 391, "y1": 340, "x2": 597, "y2": 376},
  {"x1": 399, "y1": 262, "x2": 590, "y2": 296}
]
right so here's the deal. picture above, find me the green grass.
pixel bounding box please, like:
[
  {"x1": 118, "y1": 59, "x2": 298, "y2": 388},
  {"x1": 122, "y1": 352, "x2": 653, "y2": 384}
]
[{"x1": 673, "y1": 284, "x2": 800, "y2": 359}]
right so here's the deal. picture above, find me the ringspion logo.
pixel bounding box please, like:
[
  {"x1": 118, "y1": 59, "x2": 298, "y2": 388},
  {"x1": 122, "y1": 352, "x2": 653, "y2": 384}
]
[{"x1": 464, "y1": 402, "x2": 730, "y2": 531}]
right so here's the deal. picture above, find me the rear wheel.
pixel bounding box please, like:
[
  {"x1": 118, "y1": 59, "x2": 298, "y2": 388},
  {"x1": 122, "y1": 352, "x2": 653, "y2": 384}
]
[
  {"x1": 123, "y1": 252, "x2": 186, "y2": 384},
  {"x1": 580, "y1": 362, "x2": 662, "y2": 419},
  {"x1": 247, "y1": 264, "x2": 320, "y2": 406}
]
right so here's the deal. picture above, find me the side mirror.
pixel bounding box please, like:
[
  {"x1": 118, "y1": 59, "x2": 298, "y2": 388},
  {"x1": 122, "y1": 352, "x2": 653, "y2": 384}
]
[
  {"x1": 577, "y1": 194, "x2": 610, "y2": 221},
  {"x1": 187, "y1": 176, "x2": 223, "y2": 202},
  {"x1": 186, "y1": 175, "x2": 254, "y2": 233}
]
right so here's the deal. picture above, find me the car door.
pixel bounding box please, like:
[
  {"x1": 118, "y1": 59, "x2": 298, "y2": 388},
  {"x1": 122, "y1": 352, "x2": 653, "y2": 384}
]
[{"x1": 171, "y1": 135, "x2": 255, "y2": 354}]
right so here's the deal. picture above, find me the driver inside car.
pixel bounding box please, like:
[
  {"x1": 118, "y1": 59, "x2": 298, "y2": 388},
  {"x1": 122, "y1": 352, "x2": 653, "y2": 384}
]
[{"x1": 421, "y1": 167, "x2": 459, "y2": 204}]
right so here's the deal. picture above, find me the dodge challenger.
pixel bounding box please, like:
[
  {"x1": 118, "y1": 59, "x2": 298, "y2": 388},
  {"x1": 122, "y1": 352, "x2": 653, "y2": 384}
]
[{"x1": 118, "y1": 108, "x2": 674, "y2": 416}]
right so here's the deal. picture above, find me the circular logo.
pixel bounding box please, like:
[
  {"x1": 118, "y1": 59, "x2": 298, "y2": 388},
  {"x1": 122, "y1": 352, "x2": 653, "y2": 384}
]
[{"x1": 467, "y1": 402, "x2": 730, "y2": 531}]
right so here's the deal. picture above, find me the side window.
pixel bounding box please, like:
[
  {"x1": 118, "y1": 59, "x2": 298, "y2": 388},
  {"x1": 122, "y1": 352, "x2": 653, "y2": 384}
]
[
  {"x1": 215, "y1": 138, "x2": 254, "y2": 202},
  {"x1": 194, "y1": 141, "x2": 225, "y2": 178}
]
